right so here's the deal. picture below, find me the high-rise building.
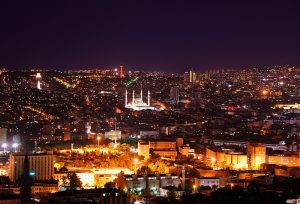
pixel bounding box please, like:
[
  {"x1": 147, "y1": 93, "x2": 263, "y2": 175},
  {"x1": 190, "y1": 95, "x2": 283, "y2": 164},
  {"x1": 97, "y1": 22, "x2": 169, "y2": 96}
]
[
  {"x1": 36, "y1": 73, "x2": 42, "y2": 90},
  {"x1": 120, "y1": 65, "x2": 125, "y2": 78},
  {"x1": 9, "y1": 151, "x2": 54, "y2": 182},
  {"x1": 184, "y1": 70, "x2": 199, "y2": 82},
  {"x1": 0, "y1": 128, "x2": 7, "y2": 144},
  {"x1": 170, "y1": 87, "x2": 179, "y2": 103}
]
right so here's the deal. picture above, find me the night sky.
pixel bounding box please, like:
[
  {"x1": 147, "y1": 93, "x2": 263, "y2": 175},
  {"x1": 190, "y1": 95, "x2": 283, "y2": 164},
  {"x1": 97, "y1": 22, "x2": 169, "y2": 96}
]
[{"x1": 1, "y1": 1, "x2": 300, "y2": 72}]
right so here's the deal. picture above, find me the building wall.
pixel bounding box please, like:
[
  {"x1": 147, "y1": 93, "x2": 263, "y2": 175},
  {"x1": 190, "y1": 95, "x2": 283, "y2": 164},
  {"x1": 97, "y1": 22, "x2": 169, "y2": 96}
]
[
  {"x1": 153, "y1": 150, "x2": 177, "y2": 159},
  {"x1": 31, "y1": 184, "x2": 58, "y2": 194},
  {"x1": 0, "y1": 200, "x2": 20, "y2": 204},
  {"x1": 104, "y1": 130, "x2": 122, "y2": 141},
  {"x1": 180, "y1": 146, "x2": 190, "y2": 157},
  {"x1": 0, "y1": 128, "x2": 7, "y2": 144},
  {"x1": 140, "y1": 131, "x2": 159, "y2": 138},
  {"x1": 149, "y1": 141, "x2": 177, "y2": 150},
  {"x1": 206, "y1": 148, "x2": 248, "y2": 170},
  {"x1": 138, "y1": 142, "x2": 150, "y2": 159},
  {"x1": 125, "y1": 175, "x2": 180, "y2": 192},
  {"x1": 199, "y1": 178, "x2": 220, "y2": 188},
  {"x1": 76, "y1": 172, "x2": 94, "y2": 187},
  {"x1": 9, "y1": 152, "x2": 54, "y2": 182},
  {"x1": 267, "y1": 155, "x2": 300, "y2": 167},
  {"x1": 126, "y1": 178, "x2": 146, "y2": 191}
]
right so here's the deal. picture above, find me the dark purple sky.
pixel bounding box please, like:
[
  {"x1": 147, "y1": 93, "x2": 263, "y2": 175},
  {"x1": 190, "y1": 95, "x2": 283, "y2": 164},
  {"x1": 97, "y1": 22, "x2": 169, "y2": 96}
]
[{"x1": 0, "y1": 1, "x2": 300, "y2": 72}]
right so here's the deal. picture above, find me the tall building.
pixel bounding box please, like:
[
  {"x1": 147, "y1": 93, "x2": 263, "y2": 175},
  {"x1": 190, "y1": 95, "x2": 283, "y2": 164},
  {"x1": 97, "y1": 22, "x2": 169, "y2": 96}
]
[
  {"x1": 247, "y1": 143, "x2": 266, "y2": 170},
  {"x1": 36, "y1": 73, "x2": 42, "y2": 90},
  {"x1": 0, "y1": 128, "x2": 7, "y2": 144},
  {"x1": 120, "y1": 65, "x2": 125, "y2": 78},
  {"x1": 9, "y1": 151, "x2": 54, "y2": 182},
  {"x1": 184, "y1": 70, "x2": 198, "y2": 82},
  {"x1": 170, "y1": 87, "x2": 179, "y2": 103}
]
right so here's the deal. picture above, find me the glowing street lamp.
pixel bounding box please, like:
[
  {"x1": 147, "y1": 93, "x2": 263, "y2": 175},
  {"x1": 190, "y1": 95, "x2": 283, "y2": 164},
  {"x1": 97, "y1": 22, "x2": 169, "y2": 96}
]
[
  {"x1": 2, "y1": 143, "x2": 7, "y2": 153},
  {"x1": 134, "y1": 158, "x2": 138, "y2": 174},
  {"x1": 12, "y1": 143, "x2": 18, "y2": 152},
  {"x1": 97, "y1": 136, "x2": 101, "y2": 150}
]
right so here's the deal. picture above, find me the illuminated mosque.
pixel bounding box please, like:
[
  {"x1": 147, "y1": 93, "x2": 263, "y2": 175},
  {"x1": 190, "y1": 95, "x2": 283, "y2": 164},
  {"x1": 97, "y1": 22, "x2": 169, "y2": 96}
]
[{"x1": 125, "y1": 89, "x2": 158, "y2": 111}]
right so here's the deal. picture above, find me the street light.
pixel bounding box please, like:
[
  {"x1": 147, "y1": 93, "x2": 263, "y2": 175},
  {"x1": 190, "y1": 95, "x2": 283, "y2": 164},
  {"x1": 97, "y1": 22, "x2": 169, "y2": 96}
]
[
  {"x1": 97, "y1": 136, "x2": 101, "y2": 151},
  {"x1": 2, "y1": 143, "x2": 7, "y2": 153},
  {"x1": 12, "y1": 143, "x2": 18, "y2": 152},
  {"x1": 134, "y1": 158, "x2": 138, "y2": 174},
  {"x1": 193, "y1": 185, "x2": 197, "y2": 193}
]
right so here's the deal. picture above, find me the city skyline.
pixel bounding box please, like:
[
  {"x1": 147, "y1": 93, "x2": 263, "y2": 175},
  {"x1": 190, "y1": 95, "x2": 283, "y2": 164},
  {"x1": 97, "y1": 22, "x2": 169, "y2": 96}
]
[
  {"x1": 1, "y1": 1, "x2": 300, "y2": 72},
  {"x1": 0, "y1": 1, "x2": 300, "y2": 203}
]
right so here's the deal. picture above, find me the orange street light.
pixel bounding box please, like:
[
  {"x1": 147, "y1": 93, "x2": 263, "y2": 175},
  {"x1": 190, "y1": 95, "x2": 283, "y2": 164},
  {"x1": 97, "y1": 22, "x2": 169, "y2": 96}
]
[
  {"x1": 134, "y1": 158, "x2": 138, "y2": 174},
  {"x1": 97, "y1": 136, "x2": 101, "y2": 150}
]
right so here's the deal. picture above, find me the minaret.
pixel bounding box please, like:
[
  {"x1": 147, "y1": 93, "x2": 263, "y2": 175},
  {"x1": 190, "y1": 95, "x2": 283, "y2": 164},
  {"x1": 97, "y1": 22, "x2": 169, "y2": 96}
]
[
  {"x1": 132, "y1": 90, "x2": 135, "y2": 105},
  {"x1": 140, "y1": 87, "x2": 143, "y2": 101},
  {"x1": 125, "y1": 89, "x2": 128, "y2": 107},
  {"x1": 20, "y1": 153, "x2": 32, "y2": 204},
  {"x1": 182, "y1": 166, "x2": 185, "y2": 191},
  {"x1": 114, "y1": 117, "x2": 117, "y2": 148},
  {"x1": 147, "y1": 90, "x2": 150, "y2": 106}
]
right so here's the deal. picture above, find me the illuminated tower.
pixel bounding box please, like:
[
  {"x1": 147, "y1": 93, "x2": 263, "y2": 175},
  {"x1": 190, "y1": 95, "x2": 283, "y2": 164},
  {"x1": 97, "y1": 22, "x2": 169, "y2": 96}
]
[
  {"x1": 86, "y1": 122, "x2": 91, "y2": 134},
  {"x1": 113, "y1": 117, "x2": 117, "y2": 149},
  {"x1": 125, "y1": 89, "x2": 128, "y2": 107},
  {"x1": 120, "y1": 65, "x2": 125, "y2": 78},
  {"x1": 132, "y1": 90, "x2": 135, "y2": 104},
  {"x1": 147, "y1": 90, "x2": 150, "y2": 106},
  {"x1": 36, "y1": 73, "x2": 42, "y2": 90},
  {"x1": 182, "y1": 166, "x2": 185, "y2": 191},
  {"x1": 140, "y1": 88, "x2": 143, "y2": 101},
  {"x1": 247, "y1": 143, "x2": 266, "y2": 170}
]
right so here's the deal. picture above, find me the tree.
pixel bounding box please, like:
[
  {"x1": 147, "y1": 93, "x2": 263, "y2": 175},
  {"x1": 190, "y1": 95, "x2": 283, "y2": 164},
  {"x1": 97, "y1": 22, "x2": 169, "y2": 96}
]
[
  {"x1": 104, "y1": 181, "x2": 116, "y2": 188},
  {"x1": 167, "y1": 190, "x2": 176, "y2": 201},
  {"x1": 137, "y1": 166, "x2": 152, "y2": 175},
  {"x1": 69, "y1": 172, "x2": 82, "y2": 190},
  {"x1": 62, "y1": 172, "x2": 82, "y2": 190},
  {"x1": 142, "y1": 187, "x2": 151, "y2": 197},
  {"x1": 115, "y1": 171, "x2": 127, "y2": 190},
  {"x1": 198, "y1": 185, "x2": 212, "y2": 192}
]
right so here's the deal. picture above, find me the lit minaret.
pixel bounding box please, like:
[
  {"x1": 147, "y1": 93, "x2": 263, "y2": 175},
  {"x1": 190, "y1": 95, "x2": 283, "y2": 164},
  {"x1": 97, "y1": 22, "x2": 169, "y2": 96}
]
[
  {"x1": 36, "y1": 73, "x2": 42, "y2": 90},
  {"x1": 114, "y1": 117, "x2": 117, "y2": 148},
  {"x1": 125, "y1": 89, "x2": 128, "y2": 107},
  {"x1": 148, "y1": 90, "x2": 150, "y2": 106},
  {"x1": 182, "y1": 166, "x2": 185, "y2": 191},
  {"x1": 132, "y1": 90, "x2": 135, "y2": 104},
  {"x1": 140, "y1": 88, "x2": 143, "y2": 100}
]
